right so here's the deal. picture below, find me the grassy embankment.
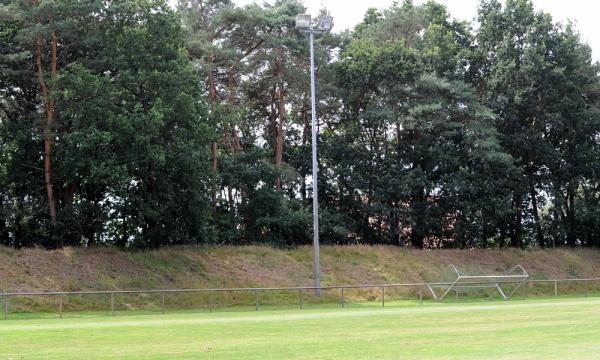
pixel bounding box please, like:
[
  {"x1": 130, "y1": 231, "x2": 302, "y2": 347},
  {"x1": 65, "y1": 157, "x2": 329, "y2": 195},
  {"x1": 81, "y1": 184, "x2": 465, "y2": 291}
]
[{"x1": 1, "y1": 245, "x2": 599, "y2": 313}]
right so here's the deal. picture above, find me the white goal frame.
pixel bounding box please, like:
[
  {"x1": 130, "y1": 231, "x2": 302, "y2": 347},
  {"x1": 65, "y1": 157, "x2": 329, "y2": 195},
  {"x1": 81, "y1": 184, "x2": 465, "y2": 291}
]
[{"x1": 426, "y1": 264, "x2": 529, "y2": 301}]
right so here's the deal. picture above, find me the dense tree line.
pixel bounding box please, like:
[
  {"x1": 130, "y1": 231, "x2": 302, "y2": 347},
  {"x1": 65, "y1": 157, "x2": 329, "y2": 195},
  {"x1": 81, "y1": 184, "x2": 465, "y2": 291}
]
[{"x1": 1, "y1": 0, "x2": 599, "y2": 248}]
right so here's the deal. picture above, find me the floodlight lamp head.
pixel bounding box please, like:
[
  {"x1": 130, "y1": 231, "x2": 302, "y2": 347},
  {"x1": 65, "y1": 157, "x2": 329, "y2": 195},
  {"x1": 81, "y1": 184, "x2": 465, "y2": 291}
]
[
  {"x1": 317, "y1": 15, "x2": 333, "y2": 31},
  {"x1": 295, "y1": 14, "x2": 312, "y2": 30}
]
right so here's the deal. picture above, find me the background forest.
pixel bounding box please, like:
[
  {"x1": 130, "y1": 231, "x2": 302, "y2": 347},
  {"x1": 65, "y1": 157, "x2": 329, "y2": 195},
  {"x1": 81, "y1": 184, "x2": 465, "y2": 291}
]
[{"x1": 1, "y1": 0, "x2": 599, "y2": 249}]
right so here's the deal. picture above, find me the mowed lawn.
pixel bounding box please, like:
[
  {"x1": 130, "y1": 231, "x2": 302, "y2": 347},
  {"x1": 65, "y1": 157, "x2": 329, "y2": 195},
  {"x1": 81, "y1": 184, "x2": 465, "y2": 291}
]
[{"x1": 2, "y1": 298, "x2": 600, "y2": 359}]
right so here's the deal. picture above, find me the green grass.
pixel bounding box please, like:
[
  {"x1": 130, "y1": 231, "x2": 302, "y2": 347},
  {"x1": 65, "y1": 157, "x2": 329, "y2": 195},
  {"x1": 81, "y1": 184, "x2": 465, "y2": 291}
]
[{"x1": 2, "y1": 297, "x2": 600, "y2": 359}]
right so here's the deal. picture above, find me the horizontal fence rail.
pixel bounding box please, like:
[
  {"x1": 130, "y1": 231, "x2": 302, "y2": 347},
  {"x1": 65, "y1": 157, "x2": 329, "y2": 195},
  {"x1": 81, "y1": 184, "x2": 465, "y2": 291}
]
[{"x1": 2, "y1": 277, "x2": 600, "y2": 319}]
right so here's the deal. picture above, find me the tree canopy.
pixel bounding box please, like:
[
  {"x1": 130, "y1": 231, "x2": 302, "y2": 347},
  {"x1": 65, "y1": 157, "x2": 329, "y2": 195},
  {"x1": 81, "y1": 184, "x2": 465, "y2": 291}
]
[{"x1": 1, "y1": 0, "x2": 599, "y2": 248}]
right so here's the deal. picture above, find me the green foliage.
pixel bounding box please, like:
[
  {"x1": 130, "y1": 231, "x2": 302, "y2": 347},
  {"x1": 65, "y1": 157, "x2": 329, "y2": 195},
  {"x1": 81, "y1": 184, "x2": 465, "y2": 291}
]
[
  {"x1": 476, "y1": 0, "x2": 600, "y2": 247},
  {"x1": 0, "y1": 0, "x2": 212, "y2": 247},
  {"x1": 330, "y1": 1, "x2": 518, "y2": 247},
  {"x1": 0, "y1": 0, "x2": 599, "y2": 248}
]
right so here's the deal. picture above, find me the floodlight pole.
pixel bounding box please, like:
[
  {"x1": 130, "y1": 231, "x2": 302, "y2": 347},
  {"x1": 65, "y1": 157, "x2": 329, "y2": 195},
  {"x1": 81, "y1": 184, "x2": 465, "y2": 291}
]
[
  {"x1": 297, "y1": 14, "x2": 331, "y2": 297},
  {"x1": 309, "y1": 29, "x2": 320, "y2": 297}
]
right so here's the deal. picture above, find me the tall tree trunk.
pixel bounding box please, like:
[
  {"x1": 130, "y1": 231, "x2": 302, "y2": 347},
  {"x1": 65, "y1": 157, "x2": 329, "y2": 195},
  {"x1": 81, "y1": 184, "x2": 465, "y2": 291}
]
[
  {"x1": 551, "y1": 181, "x2": 563, "y2": 247},
  {"x1": 499, "y1": 221, "x2": 507, "y2": 248},
  {"x1": 207, "y1": 52, "x2": 219, "y2": 216},
  {"x1": 223, "y1": 69, "x2": 231, "y2": 152},
  {"x1": 227, "y1": 65, "x2": 239, "y2": 153},
  {"x1": 208, "y1": 52, "x2": 218, "y2": 173},
  {"x1": 226, "y1": 66, "x2": 238, "y2": 214},
  {"x1": 269, "y1": 86, "x2": 277, "y2": 141},
  {"x1": 388, "y1": 201, "x2": 399, "y2": 245},
  {"x1": 510, "y1": 193, "x2": 523, "y2": 248},
  {"x1": 0, "y1": 197, "x2": 6, "y2": 244},
  {"x1": 210, "y1": 143, "x2": 218, "y2": 172},
  {"x1": 410, "y1": 187, "x2": 425, "y2": 249},
  {"x1": 210, "y1": 141, "x2": 217, "y2": 214},
  {"x1": 274, "y1": 84, "x2": 285, "y2": 191},
  {"x1": 566, "y1": 181, "x2": 577, "y2": 246},
  {"x1": 552, "y1": 208, "x2": 560, "y2": 248},
  {"x1": 35, "y1": 31, "x2": 58, "y2": 226},
  {"x1": 227, "y1": 187, "x2": 234, "y2": 213},
  {"x1": 232, "y1": 130, "x2": 241, "y2": 152},
  {"x1": 207, "y1": 53, "x2": 217, "y2": 105},
  {"x1": 528, "y1": 176, "x2": 545, "y2": 248}
]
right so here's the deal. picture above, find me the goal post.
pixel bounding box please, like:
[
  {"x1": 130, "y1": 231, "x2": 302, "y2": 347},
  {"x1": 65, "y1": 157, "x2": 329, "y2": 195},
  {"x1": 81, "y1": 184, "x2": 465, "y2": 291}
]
[{"x1": 426, "y1": 264, "x2": 529, "y2": 301}]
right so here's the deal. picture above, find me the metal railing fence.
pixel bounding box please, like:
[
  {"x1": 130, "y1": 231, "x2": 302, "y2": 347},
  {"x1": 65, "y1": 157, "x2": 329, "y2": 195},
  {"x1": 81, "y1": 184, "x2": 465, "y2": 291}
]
[{"x1": 2, "y1": 277, "x2": 600, "y2": 319}]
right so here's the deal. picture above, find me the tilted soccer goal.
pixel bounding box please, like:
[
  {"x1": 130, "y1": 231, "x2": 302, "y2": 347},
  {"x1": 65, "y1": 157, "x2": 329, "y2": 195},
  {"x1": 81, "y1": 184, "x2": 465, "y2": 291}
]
[{"x1": 426, "y1": 264, "x2": 529, "y2": 301}]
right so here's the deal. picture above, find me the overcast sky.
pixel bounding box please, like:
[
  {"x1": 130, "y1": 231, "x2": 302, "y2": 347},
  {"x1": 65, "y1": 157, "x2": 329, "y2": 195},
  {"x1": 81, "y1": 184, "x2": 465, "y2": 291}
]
[{"x1": 232, "y1": 0, "x2": 600, "y2": 61}]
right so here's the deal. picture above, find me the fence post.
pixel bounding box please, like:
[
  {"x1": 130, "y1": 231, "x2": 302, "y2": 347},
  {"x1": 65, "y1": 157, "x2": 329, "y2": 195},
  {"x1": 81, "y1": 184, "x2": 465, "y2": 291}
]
[
  {"x1": 110, "y1": 293, "x2": 115, "y2": 316},
  {"x1": 585, "y1": 281, "x2": 589, "y2": 298},
  {"x1": 341, "y1": 288, "x2": 345, "y2": 308},
  {"x1": 3, "y1": 295, "x2": 7, "y2": 320},
  {"x1": 419, "y1": 288, "x2": 423, "y2": 305},
  {"x1": 255, "y1": 290, "x2": 259, "y2": 311},
  {"x1": 299, "y1": 289, "x2": 303, "y2": 310},
  {"x1": 59, "y1": 297, "x2": 63, "y2": 319},
  {"x1": 161, "y1": 291, "x2": 165, "y2": 315},
  {"x1": 381, "y1": 287, "x2": 385, "y2": 307},
  {"x1": 209, "y1": 292, "x2": 213, "y2": 313},
  {"x1": 554, "y1": 281, "x2": 558, "y2": 297}
]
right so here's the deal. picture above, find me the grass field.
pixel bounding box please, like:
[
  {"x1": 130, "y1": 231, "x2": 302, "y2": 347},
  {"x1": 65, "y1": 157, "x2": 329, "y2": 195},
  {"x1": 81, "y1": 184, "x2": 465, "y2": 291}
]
[{"x1": 2, "y1": 297, "x2": 600, "y2": 359}]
